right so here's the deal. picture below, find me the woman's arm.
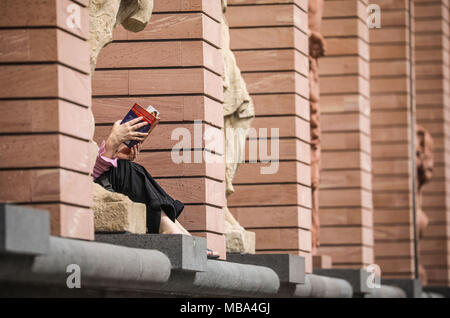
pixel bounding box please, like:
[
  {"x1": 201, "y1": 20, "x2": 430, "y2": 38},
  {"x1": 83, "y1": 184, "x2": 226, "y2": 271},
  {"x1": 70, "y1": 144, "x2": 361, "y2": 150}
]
[
  {"x1": 92, "y1": 117, "x2": 149, "y2": 180},
  {"x1": 92, "y1": 140, "x2": 118, "y2": 180},
  {"x1": 114, "y1": 143, "x2": 142, "y2": 161}
]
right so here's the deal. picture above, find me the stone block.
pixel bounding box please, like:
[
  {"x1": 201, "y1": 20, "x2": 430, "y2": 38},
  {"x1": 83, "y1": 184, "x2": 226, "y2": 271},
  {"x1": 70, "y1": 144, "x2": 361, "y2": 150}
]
[
  {"x1": 95, "y1": 233, "x2": 207, "y2": 272},
  {"x1": 225, "y1": 229, "x2": 255, "y2": 254},
  {"x1": 293, "y1": 274, "x2": 354, "y2": 298},
  {"x1": 0, "y1": 135, "x2": 91, "y2": 173},
  {"x1": 224, "y1": 207, "x2": 255, "y2": 254},
  {"x1": 226, "y1": 253, "x2": 305, "y2": 284},
  {"x1": 252, "y1": 228, "x2": 311, "y2": 251},
  {"x1": 381, "y1": 279, "x2": 423, "y2": 298},
  {"x1": 313, "y1": 254, "x2": 333, "y2": 269},
  {"x1": 364, "y1": 284, "x2": 407, "y2": 298},
  {"x1": 93, "y1": 183, "x2": 146, "y2": 234},
  {"x1": 313, "y1": 268, "x2": 372, "y2": 295},
  {"x1": 0, "y1": 169, "x2": 93, "y2": 208},
  {"x1": 0, "y1": 204, "x2": 49, "y2": 255},
  {"x1": 423, "y1": 286, "x2": 450, "y2": 298}
]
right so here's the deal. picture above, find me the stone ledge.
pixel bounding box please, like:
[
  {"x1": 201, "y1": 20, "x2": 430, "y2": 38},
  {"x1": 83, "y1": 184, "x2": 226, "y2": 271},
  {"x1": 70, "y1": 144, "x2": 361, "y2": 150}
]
[
  {"x1": 423, "y1": 286, "x2": 450, "y2": 298},
  {"x1": 155, "y1": 259, "x2": 280, "y2": 297},
  {"x1": 293, "y1": 274, "x2": 353, "y2": 298},
  {"x1": 0, "y1": 236, "x2": 171, "y2": 290},
  {"x1": 95, "y1": 233, "x2": 207, "y2": 272},
  {"x1": 381, "y1": 279, "x2": 422, "y2": 298},
  {"x1": 226, "y1": 253, "x2": 305, "y2": 284},
  {"x1": 364, "y1": 284, "x2": 407, "y2": 298},
  {"x1": 313, "y1": 268, "x2": 372, "y2": 295},
  {"x1": 0, "y1": 204, "x2": 50, "y2": 256},
  {"x1": 0, "y1": 251, "x2": 280, "y2": 297}
]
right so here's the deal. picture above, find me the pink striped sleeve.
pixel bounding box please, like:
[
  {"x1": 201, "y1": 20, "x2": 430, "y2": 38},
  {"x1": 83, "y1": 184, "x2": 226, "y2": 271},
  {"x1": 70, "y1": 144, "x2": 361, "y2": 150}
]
[{"x1": 92, "y1": 140, "x2": 118, "y2": 180}]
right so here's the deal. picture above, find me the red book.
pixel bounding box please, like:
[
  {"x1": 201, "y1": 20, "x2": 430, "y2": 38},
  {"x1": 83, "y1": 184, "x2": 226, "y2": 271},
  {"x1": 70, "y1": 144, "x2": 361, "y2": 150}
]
[{"x1": 120, "y1": 103, "x2": 160, "y2": 148}]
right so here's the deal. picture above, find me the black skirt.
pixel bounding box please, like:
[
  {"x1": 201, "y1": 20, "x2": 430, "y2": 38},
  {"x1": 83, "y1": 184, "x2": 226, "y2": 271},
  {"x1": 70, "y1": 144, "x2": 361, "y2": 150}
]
[{"x1": 98, "y1": 159, "x2": 184, "y2": 233}]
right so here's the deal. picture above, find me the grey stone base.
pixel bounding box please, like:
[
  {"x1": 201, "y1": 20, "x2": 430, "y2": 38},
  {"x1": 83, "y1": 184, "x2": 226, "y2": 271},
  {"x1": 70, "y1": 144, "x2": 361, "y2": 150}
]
[
  {"x1": 95, "y1": 233, "x2": 206, "y2": 272},
  {"x1": 381, "y1": 279, "x2": 422, "y2": 298},
  {"x1": 0, "y1": 280, "x2": 168, "y2": 298},
  {"x1": 227, "y1": 253, "x2": 305, "y2": 284},
  {"x1": 423, "y1": 286, "x2": 450, "y2": 298},
  {"x1": 313, "y1": 268, "x2": 372, "y2": 296},
  {"x1": 0, "y1": 204, "x2": 49, "y2": 255},
  {"x1": 293, "y1": 274, "x2": 353, "y2": 298},
  {"x1": 364, "y1": 284, "x2": 407, "y2": 298}
]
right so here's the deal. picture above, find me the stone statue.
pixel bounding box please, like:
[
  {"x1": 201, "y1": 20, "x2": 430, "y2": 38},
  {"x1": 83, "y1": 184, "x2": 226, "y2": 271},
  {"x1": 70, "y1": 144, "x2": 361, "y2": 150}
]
[
  {"x1": 222, "y1": 0, "x2": 256, "y2": 253},
  {"x1": 309, "y1": 0, "x2": 326, "y2": 254},
  {"x1": 89, "y1": 0, "x2": 153, "y2": 73},
  {"x1": 90, "y1": 0, "x2": 153, "y2": 233},
  {"x1": 416, "y1": 125, "x2": 434, "y2": 284}
]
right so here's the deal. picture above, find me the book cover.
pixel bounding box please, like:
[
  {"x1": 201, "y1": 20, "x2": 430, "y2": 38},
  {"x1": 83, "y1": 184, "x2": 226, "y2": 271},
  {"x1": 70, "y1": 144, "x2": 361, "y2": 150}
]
[{"x1": 120, "y1": 103, "x2": 160, "y2": 148}]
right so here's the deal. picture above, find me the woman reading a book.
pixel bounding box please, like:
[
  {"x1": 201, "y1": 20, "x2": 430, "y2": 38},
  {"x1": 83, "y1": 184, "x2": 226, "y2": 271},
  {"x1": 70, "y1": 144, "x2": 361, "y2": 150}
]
[{"x1": 93, "y1": 116, "x2": 220, "y2": 259}]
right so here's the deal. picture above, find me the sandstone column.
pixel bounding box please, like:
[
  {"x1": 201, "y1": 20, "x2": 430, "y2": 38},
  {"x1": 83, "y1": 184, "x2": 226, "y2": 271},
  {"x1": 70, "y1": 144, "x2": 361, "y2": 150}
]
[
  {"x1": 92, "y1": 0, "x2": 226, "y2": 257},
  {"x1": 370, "y1": 0, "x2": 417, "y2": 279},
  {"x1": 225, "y1": 0, "x2": 313, "y2": 272},
  {"x1": 318, "y1": 0, "x2": 374, "y2": 269},
  {"x1": 0, "y1": 0, "x2": 94, "y2": 239},
  {"x1": 414, "y1": 0, "x2": 450, "y2": 287}
]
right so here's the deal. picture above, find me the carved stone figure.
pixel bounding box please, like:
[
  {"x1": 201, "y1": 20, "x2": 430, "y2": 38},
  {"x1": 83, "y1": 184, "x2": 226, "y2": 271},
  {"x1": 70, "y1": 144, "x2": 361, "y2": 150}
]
[
  {"x1": 416, "y1": 125, "x2": 434, "y2": 284},
  {"x1": 89, "y1": 0, "x2": 154, "y2": 73},
  {"x1": 222, "y1": 0, "x2": 256, "y2": 253},
  {"x1": 309, "y1": 0, "x2": 326, "y2": 254}
]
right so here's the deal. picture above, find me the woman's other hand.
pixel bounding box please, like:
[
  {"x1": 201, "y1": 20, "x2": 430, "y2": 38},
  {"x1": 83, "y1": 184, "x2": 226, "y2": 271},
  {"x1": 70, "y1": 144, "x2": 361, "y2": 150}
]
[
  {"x1": 103, "y1": 117, "x2": 148, "y2": 158},
  {"x1": 114, "y1": 143, "x2": 141, "y2": 161}
]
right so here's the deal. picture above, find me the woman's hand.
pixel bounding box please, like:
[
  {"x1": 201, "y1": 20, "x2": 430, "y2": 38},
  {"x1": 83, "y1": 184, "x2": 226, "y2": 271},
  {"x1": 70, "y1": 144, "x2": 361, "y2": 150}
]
[
  {"x1": 114, "y1": 143, "x2": 142, "y2": 161},
  {"x1": 103, "y1": 117, "x2": 149, "y2": 159}
]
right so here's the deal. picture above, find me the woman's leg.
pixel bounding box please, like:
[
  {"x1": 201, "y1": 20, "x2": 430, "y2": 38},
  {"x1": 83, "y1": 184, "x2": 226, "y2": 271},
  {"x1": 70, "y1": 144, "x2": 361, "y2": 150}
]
[
  {"x1": 159, "y1": 212, "x2": 192, "y2": 236},
  {"x1": 159, "y1": 211, "x2": 184, "y2": 234},
  {"x1": 107, "y1": 160, "x2": 184, "y2": 234},
  {"x1": 107, "y1": 161, "x2": 218, "y2": 256},
  {"x1": 160, "y1": 211, "x2": 219, "y2": 258},
  {"x1": 174, "y1": 220, "x2": 191, "y2": 236}
]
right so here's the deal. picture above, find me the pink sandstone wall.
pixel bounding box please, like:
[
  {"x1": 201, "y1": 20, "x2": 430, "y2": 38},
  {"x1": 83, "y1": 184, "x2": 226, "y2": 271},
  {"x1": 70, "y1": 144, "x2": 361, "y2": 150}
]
[
  {"x1": 370, "y1": 0, "x2": 416, "y2": 279},
  {"x1": 225, "y1": 0, "x2": 313, "y2": 273},
  {"x1": 0, "y1": 0, "x2": 94, "y2": 240},
  {"x1": 414, "y1": 0, "x2": 450, "y2": 287},
  {"x1": 318, "y1": 0, "x2": 374, "y2": 268},
  {"x1": 0, "y1": 0, "x2": 449, "y2": 287}
]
